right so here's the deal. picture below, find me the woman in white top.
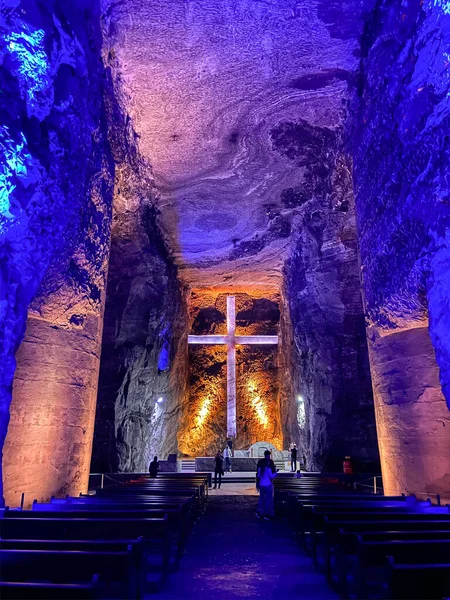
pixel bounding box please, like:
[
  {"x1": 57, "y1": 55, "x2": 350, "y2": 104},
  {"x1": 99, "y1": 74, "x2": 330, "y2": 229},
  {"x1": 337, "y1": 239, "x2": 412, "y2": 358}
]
[
  {"x1": 256, "y1": 450, "x2": 277, "y2": 520},
  {"x1": 223, "y1": 446, "x2": 232, "y2": 472}
]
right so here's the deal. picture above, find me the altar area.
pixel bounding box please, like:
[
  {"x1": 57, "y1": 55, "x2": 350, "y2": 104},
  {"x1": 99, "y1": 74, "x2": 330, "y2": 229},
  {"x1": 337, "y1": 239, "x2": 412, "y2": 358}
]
[{"x1": 191, "y1": 441, "x2": 291, "y2": 472}]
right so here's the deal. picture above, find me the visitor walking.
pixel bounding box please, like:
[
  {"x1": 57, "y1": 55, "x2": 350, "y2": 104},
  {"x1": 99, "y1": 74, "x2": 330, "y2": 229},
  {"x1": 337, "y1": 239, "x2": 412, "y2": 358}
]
[
  {"x1": 256, "y1": 450, "x2": 277, "y2": 520},
  {"x1": 291, "y1": 443, "x2": 298, "y2": 472},
  {"x1": 226, "y1": 437, "x2": 233, "y2": 456},
  {"x1": 213, "y1": 450, "x2": 224, "y2": 489},
  {"x1": 223, "y1": 445, "x2": 232, "y2": 472},
  {"x1": 149, "y1": 455, "x2": 159, "y2": 478}
]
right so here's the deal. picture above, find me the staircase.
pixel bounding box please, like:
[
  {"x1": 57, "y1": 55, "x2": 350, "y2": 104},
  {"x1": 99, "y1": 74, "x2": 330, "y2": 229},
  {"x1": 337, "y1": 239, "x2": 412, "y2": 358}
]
[
  {"x1": 274, "y1": 459, "x2": 285, "y2": 471},
  {"x1": 180, "y1": 459, "x2": 196, "y2": 472}
]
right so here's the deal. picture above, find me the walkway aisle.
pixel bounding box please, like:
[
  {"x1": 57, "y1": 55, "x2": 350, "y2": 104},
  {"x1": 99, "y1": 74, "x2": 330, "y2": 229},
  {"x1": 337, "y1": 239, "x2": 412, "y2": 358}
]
[{"x1": 155, "y1": 495, "x2": 338, "y2": 600}]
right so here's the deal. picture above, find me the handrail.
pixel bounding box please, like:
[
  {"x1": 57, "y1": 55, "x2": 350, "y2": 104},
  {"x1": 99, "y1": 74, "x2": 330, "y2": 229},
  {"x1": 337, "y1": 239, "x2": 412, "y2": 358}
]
[{"x1": 354, "y1": 475, "x2": 383, "y2": 494}]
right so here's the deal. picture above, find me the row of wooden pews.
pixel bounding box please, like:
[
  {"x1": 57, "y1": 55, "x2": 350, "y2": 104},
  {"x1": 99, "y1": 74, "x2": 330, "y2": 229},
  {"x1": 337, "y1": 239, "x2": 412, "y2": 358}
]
[
  {"x1": 274, "y1": 475, "x2": 450, "y2": 599},
  {"x1": 0, "y1": 473, "x2": 209, "y2": 599}
]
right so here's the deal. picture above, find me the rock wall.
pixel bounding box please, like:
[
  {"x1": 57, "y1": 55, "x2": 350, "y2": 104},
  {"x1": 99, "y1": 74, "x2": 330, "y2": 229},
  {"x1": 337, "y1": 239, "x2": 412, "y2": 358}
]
[
  {"x1": 90, "y1": 29, "x2": 188, "y2": 474},
  {"x1": 353, "y1": 0, "x2": 450, "y2": 497},
  {"x1": 279, "y1": 122, "x2": 379, "y2": 472},
  {"x1": 0, "y1": 0, "x2": 114, "y2": 505},
  {"x1": 178, "y1": 291, "x2": 283, "y2": 456}
]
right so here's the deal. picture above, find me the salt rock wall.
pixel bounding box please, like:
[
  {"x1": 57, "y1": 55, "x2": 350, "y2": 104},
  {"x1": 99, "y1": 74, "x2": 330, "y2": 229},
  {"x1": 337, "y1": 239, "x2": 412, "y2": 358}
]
[
  {"x1": 90, "y1": 51, "x2": 188, "y2": 474},
  {"x1": 0, "y1": 0, "x2": 113, "y2": 505},
  {"x1": 353, "y1": 0, "x2": 450, "y2": 498},
  {"x1": 178, "y1": 292, "x2": 283, "y2": 457},
  {"x1": 91, "y1": 192, "x2": 188, "y2": 473},
  {"x1": 278, "y1": 121, "x2": 379, "y2": 472}
]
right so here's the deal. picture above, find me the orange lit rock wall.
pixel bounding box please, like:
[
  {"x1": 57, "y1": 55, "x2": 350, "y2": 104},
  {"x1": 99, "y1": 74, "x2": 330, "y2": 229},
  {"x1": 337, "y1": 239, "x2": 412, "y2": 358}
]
[
  {"x1": 3, "y1": 311, "x2": 105, "y2": 507},
  {"x1": 178, "y1": 291, "x2": 283, "y2": 456},
  {"x1": 368, "y1": 325, "x2": 450, "y2": 503},
  {"x1": 3, "y1": 167, "x2": 111, "y2": 507}
]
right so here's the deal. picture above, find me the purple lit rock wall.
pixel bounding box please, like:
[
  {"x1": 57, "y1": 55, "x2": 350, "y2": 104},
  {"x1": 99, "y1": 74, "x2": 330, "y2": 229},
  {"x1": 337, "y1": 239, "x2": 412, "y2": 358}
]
[
  {"x1": 0, "y1": 0, "x2": 114, "y2": 505},
  {"x1": 353, "y1": 0, "x2": 450, "y2": 498},
  {"x1": 90, "y1": 30, "x2": 189, "y2": 474},
  {"x1": 279, "y1": 122, "x2": 379, "y2": 472}
]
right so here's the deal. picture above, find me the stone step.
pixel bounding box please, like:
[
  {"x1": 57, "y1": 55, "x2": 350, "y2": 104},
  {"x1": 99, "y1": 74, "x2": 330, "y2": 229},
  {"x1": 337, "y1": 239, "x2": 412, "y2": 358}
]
[{"x1": 180, "y1": 459, "x2": 196, "y2": 472}]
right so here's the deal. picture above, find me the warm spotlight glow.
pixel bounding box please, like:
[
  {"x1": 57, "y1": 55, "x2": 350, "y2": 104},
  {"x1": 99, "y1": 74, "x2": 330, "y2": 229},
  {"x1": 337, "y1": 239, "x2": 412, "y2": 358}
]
[
  {"x1": 247, "y1": 380, "x2": 269, "y2": 428},
  {"x1": 251, "y1": 395, "x2": 269, "y2": 427},
  {"x1": 195, "y1": 395, "x2": 213, "y2": 428},
  {"x1": 297, "y1": 395, "x2": 304, "y2": 402}
]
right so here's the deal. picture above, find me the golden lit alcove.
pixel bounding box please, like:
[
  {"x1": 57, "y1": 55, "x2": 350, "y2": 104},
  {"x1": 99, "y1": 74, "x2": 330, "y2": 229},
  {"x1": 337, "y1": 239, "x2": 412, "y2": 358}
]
[{"x1": 178, "y1": 290, "x2": 283, "y2": 456}]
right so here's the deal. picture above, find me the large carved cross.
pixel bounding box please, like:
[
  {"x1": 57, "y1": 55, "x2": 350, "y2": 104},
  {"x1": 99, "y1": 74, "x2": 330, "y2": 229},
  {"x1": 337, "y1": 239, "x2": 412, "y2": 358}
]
[{"x1": 188, "y1": 296, "x2": 278, "y2": 437}]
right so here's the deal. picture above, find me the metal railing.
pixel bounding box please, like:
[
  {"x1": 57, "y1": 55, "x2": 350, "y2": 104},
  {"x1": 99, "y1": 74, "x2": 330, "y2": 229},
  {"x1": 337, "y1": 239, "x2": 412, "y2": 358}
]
[{"x1": 354, "y1": 475, "x2": 384, "y2": 495}]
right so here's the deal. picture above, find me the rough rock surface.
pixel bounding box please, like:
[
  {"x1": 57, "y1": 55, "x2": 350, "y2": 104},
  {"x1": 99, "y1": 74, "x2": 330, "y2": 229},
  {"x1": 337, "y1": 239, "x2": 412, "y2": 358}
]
[
  {"x1": 90, "y1": 38, "x2": 188, "y2": 474},
  {"x1": 280, "y1": 130, "x2": 379, "y2": 472},
  {"x1": 90, "y1": 185, "x2": 188, "y2": 472},
  {"x1": 178, "y1": 291, "x2": 283, "y2": 457},
  {"x1": 101, "y1": 0, "x2": 365, "y2": 289},
  {"x1": 0, "y1": 0, "x2": 114, "y2": 505},
  {"x1": 102, "y1": 0, "x2": 382, "y2": 471},
  {"x1": 353, "y1": 0, "x2": 450, "y2": 497}
]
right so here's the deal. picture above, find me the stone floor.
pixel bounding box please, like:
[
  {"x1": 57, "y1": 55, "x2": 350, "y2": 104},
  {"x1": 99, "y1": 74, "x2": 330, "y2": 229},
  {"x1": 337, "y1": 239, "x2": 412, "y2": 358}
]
[
  {"x1": 154, "y1": 495, "x2": 338, "y2": 600},
  {"x1": 209, "y1": 474, "x2": 257, "y2": 496},
  {"x1": 209, "y1": 483, "x2": 257, "y2": 496}
]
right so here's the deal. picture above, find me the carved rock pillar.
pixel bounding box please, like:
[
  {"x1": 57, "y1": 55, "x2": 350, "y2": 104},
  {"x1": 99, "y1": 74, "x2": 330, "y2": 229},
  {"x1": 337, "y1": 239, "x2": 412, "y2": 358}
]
[{"x1": 368, "y1": 324, "x2": 450, "y2": 502}]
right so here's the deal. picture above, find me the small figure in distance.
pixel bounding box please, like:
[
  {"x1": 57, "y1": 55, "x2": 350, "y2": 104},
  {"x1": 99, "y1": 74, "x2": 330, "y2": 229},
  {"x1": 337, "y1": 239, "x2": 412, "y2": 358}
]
[
  {"x1": 213, "y1": 450, "x2": 224, "y2": 489},
  {"x1": 291, "y1": 443, "x2": 298, "y2": 472},
  {"x1": 295, "y1": 469, "x2": 302, "y2": 479},
  {"x1": 149, "y1": 455, "x2": 159, "y2": 478},
  {"x1": 255, "y1": 449, "x2": 277, "y2": 520},
  {"x1": 223, "y1": 445, "x2": 232, "y2": 472}
]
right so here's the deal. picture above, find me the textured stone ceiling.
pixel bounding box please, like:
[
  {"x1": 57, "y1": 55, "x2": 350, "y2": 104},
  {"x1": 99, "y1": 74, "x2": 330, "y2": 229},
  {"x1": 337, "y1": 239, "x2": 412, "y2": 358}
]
[{"x1": 105, "y1": 0, "x2": 364, "y2": 289}]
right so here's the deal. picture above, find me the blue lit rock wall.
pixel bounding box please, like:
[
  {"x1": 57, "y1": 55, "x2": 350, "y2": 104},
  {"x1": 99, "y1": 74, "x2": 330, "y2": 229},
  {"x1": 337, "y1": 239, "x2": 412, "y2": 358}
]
[
  {"x1": 0, "y1": 0, "x2": 114, "y2": 505},
  {"x1": 280, "y1": 122, "x2": 379, "y2": 472},
  {"x1": 353, "y1": 0, "x2": 450, "y2": 498}
]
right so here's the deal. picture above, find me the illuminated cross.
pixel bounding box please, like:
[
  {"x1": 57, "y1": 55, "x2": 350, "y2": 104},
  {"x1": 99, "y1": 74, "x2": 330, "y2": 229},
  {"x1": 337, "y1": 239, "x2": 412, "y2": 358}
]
[{"x1": 188, "y1": 296, "x2": 278, "y2": 437}]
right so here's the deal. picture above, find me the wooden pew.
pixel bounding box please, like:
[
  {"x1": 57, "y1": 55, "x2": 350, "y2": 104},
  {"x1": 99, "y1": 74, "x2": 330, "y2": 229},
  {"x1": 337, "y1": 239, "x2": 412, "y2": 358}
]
[
  {"x1": 0, "y1": 517, "x2": 170, "y2": 589},
  {"x1": 312, "y1": 512, "x2": 450, "y2": 583},
  {"x1": 354, "y1": 538, "x2": 450, "y2": 599},
  {"x1": 0, "y1": 575, "x2": 99, "y2": 600},
  {"x1": 387, "y1": 556, "x2": 450, "y2": 599},
  {"x1": 0, "y1": 548, "x2": 137, "y2": 598},
  {"x1": 333, "y1": 530, "x2": 450, "y2": 597},
  {"x1": 8, "y1": 506, "x2": 188, "y2": 564},
  {"x1": 95, "y1": 486, "x2": 203, "y2": 515},
  {"x1": 324, "y1": 519, "x2": 450, "y2": 593}
]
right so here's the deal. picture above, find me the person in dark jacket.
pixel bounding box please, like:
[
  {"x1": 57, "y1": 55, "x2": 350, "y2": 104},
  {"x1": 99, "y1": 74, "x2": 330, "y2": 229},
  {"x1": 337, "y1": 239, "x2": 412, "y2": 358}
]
[
  {"x1": 213, "y1": 450, "x2": 224, "y2": 489},
  {"x1": 149, "y1": 456, "x2": 159, "y2": 478},
  {"x1": 291, "y1": 444, "x2": 298, "y2": 472}
]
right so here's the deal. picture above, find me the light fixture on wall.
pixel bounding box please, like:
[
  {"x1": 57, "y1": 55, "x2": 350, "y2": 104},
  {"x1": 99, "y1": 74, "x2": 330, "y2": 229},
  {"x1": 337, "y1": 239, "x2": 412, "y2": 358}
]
[
  {"x1": 297, "y1": 395, "x2": 306, "y2": 428},
  {"x1": 157, "y1": 397, "x2": 164, "y2": 403}
]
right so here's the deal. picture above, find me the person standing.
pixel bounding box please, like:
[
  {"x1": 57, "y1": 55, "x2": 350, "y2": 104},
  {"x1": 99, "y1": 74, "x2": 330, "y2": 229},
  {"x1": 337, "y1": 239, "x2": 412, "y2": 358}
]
[
  {"x1": 256, "y1": 450, "x2": 277, "y2": 520},
  {"x1": 213, "y1": 450, "x2": 224, "y2": 489},
  {"x1": 226, "y1": 438, "x2": 233, "y2": 456},
  {"x1": 149, "y1": 456, "x2": 159, "y2": 478},
  {"x1": 291, "y1": 444, "x2": 298, "y2": 472},
  {"x1": 223, "y1": 446, "x2": 232, "y2": 472}
]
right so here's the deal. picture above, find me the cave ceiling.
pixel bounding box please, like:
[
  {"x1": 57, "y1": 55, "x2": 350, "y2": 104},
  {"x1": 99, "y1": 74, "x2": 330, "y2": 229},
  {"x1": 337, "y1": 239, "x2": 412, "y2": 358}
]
[{"x1": 104, "y1": 0, "x2": 365, "y2": 290}]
